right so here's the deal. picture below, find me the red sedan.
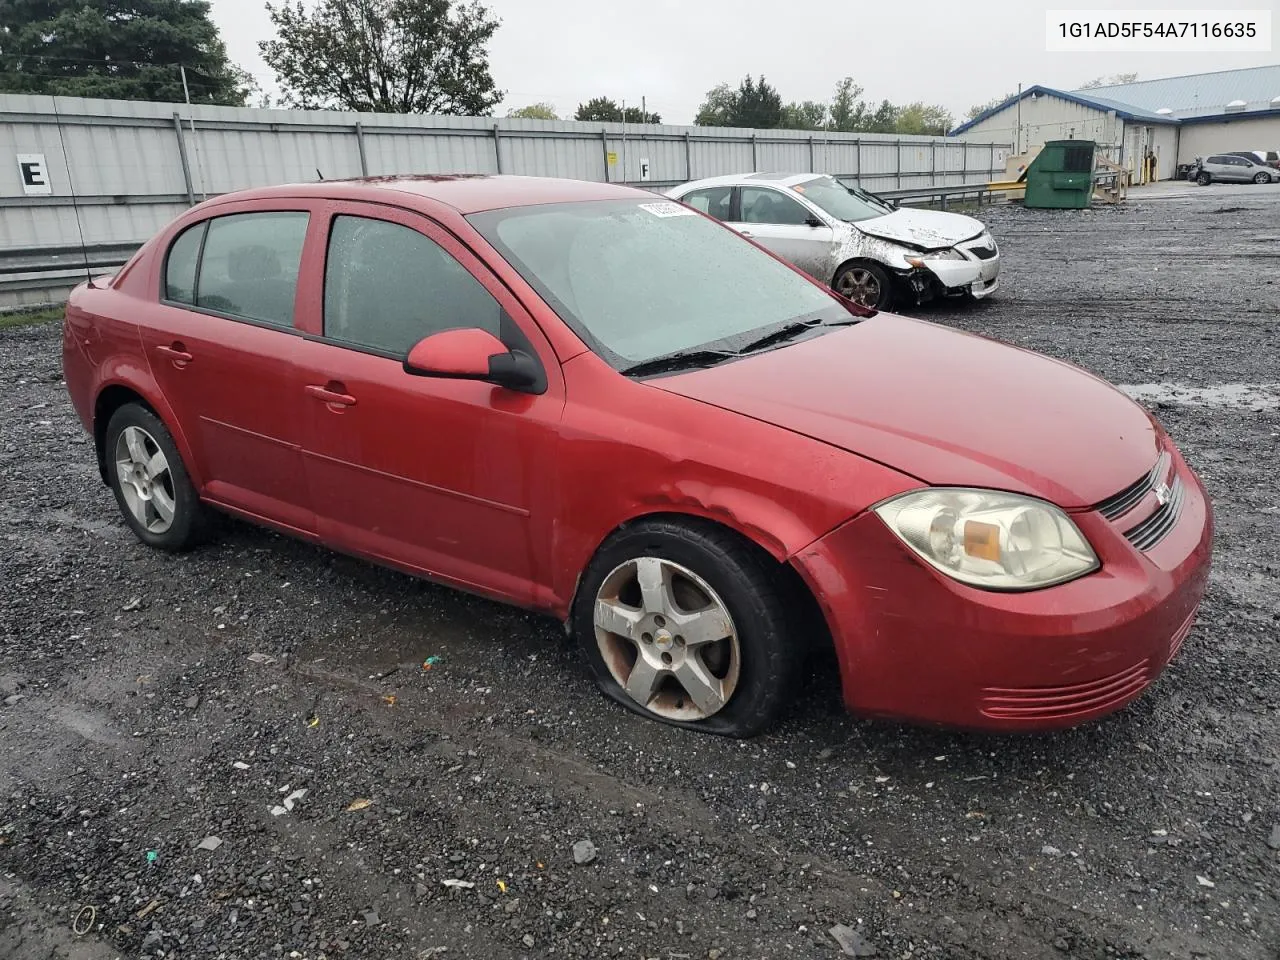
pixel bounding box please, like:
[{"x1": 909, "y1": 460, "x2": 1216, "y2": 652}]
[{"x1": 62, "y1": 175, "x2": 1212, "y2": 737}]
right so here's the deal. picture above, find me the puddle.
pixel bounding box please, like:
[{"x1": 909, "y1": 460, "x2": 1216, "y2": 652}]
[{"x1": 1119, "y1": 382, "x2": 1280, "y2": 412}]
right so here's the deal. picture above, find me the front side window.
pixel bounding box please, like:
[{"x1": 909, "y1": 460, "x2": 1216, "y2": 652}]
[
  {"x1": 323, "y1": 215, "x2": 501, "y2": 356},
  {"x1": 680, "y1": 187, "x2": 733, "y2": 221},
  {"x1": 195, "y1": 212, "x2": 309, "y2": 328},
  {"x1": 164, "y1": 223, "x2": 204, "y2": 304},
  {"x1": 792, "y1": 176, "x2": 894, "y2": 222},
  {"x1": 469, "y1": 199, "x2": 848, "y2": 367},
  {"x1": 740, "y1": 187, "x2": 812, "y2": 225}
]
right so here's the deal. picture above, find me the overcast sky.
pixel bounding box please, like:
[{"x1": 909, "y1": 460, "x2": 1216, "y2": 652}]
[{"x1": 209, "y1": 0, "x2": 1278, "y2": 123}]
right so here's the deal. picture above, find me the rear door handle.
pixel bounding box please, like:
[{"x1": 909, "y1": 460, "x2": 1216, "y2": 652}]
[
  {"x1": 305, "y1": 383, "x2": 357, "y2": 407},
  {"x1": 156, "y1": 343, "x2": 193, "y2": 364}
]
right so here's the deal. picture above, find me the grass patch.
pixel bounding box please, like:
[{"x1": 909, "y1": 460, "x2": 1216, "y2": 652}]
[{"x1": 0, "y1": 307, "x2": 64, "y2": 331}]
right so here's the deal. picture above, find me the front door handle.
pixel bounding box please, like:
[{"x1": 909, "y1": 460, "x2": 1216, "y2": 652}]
[
  {"x1": 305, "y1": 383, "x2": 357, "y2": 407},
  {"x1": 156, "y1": 342, "x2": 194, "y2": 364},
  {"x1": 739, "y1": 230, "x2": 754, "y2": 238}
]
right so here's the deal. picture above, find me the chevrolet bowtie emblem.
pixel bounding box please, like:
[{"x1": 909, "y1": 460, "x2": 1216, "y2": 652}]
[{"x1": 1154, "y1": 483, "x2": 1172, "y2": 506}]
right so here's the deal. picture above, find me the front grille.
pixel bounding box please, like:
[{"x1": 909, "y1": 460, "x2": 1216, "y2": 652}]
[
  {"x1": 980, "y1": 660, "x2": 1150, "y2": 721},
  {"x1": 1123, "y1": 475, "x2": 1185, "y2": 551},
  {"x1": 1095, "y1": 452, "x2": 1170, "y2": 521}
]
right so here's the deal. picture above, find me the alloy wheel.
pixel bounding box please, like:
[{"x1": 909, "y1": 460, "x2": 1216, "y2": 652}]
[
  {"x1": 593, "y1": 557, "x2": 740, "y2": 721},
  {"x1": 837, "y1": 268, "x2": 881, "y2": 307},
  {"x1": 114, "y1": 425, "x2": 177, "y2": 534}
]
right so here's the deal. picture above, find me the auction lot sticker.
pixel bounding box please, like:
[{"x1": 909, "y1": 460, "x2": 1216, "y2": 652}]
[
  {"x1": 638, "y1": 201, "x2": 696, "y2": 218},
  {"x1": 1046, "y1": 9, "x2": 1272, "y2": 51}
]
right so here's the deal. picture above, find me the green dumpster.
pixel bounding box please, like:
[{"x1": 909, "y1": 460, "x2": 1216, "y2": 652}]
[{"x1": 1023, "y1": 140, "x2": 1096, "y2": 209}]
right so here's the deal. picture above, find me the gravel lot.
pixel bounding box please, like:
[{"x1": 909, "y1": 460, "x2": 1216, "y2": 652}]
[{"x1": 2, "y1": 184, "x2": 1278, "y2": 960}]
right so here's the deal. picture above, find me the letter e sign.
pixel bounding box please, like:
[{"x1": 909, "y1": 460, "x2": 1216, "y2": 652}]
[{"x1": 17, "y1": 154, "x2": 52, "y2": 195}]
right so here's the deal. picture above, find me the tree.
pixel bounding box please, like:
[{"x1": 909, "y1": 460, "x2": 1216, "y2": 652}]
[
  {"x1": 507, "y1": 102, "x2": 556, "y2": 119},
  {"x1": 1079, "y1": 72, "x2": 1138, "y2": 89},
  {"x1": 572, "y1": 96, "x2": 659, "y2": 123},
  {"x1": 0, "y1": 0, "x2": 251, "y2": 104},
  {"x1": 829, "y1": 77, "x2": 863, "y2": 132},
  {"x1": 694, "y1": 82, "x2": 737, "y2": 126},
  {"x1": 780, "y1": 100, "x2": 829, "y2": 130},
  {"x1": 895, "y1": 101, "x2": 953, "y2": 136},
  {"x1": 966, "y1": 91, "x2": 1015, "y2": 120},
  {"x1": 863, "y1": 99, "x2": 898, "y2": 134},
  {"x1": 693, "y1": 75, "x2": 782, "y2": 128},
  {"x1": 735, "y1": 75, "x2": 782, "y2": 128},
  {"x1": 260, "y1": 0, "x2": 502, "y2": 114}
]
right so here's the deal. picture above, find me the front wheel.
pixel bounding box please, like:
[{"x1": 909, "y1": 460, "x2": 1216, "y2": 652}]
[
  {"x1": 1254, "y1": 172, "x2": 1271, "y2": 185},
  {"x1": 1196, "y1": 172, "x2": 1211, "y2": 186},
  {"x1": 833, "y1": 261, "x2": 895, "y2": 310},
  {"x1": 105, "y1": 403, "x2": 210, "y2": 551},
  {"x1": 572, "y1": 520, "x2": 800, "y2": 737}
]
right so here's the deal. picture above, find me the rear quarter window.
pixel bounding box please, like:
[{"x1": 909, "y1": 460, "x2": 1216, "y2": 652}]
[{"x1": 164, "y1": 223, "x2": 205, "y2": 304}]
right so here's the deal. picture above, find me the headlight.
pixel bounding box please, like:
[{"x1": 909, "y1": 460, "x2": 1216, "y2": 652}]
[
  {"x1": 905, "y1": 249, "x2": 965, "y2": 267},
  {"x1": 873, "y1": 488, "x2": 1099, "y2": 590}
]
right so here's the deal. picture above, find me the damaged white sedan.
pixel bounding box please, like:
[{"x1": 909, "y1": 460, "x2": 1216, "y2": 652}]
[{"x1": 667, "y1": 173, "x2": 1000, "y2": 310}]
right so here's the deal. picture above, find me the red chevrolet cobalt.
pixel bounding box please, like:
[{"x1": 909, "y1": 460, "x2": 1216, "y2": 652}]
[{"x1": 62, "y1": 176, "x2": 1212, "y2": 737}]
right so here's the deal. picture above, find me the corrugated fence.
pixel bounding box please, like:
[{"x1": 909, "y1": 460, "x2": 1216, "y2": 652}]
[{"x1": 0, "y1": 94, "x2": 1011, "y2": 307}]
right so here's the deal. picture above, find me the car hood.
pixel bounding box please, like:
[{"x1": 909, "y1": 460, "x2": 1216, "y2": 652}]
[
  {"x1": 652, "y1": 315, "x2": 1158, "y2": 509},
  {"x1": 854, "y1": 207, "x2": 985, "y2": 249}
]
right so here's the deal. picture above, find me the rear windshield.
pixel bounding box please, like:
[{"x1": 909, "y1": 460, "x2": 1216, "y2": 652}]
[{"x1": 468, "y1": 199, "x2": 847, "y2": 367}]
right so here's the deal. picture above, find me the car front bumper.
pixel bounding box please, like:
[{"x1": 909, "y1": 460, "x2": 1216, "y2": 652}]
[{"x1": 790, "y1": 444, "x2": 1213, "y2": 731}]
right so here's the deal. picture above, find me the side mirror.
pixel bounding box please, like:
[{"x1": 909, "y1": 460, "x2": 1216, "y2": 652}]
[
  {"x1": 403, "y1": 328, "x2": 543, "y2": 393},
  {"x1": 804, "y1": 216, "x2": 825, "y2": 228}
]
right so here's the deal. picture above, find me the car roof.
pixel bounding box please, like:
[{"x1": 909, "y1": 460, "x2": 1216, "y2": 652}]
[
  {"x1": 672, "y1": 172, "x2": 827, "y2": 192},
  {"x1": 202, "y1": 175, "x2": 655, "y2": 215}
]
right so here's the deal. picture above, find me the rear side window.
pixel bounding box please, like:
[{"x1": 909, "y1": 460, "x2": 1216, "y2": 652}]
[
  {"x1": 194, "y1": 212, "x2": 309, "y2": 328},
  {"x1": 681, "y1": 187, "x2": 733, "y2": 221},
  {"x1": 323, "y1": 215, "x2": 501, "y2": 356},
  {"x1": 164, "y1": 223, "x2": 204, "y2": 304}
]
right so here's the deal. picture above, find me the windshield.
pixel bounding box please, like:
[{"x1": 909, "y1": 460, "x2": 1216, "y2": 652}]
[
  {"x1": 791, "y1": 176, "x2": 894, "y2": 222},
  {"x1": 468, "y1": 199, "x2": 850, "y2": 369}
]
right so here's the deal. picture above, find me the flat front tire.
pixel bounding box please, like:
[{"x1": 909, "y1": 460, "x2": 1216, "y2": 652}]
[
  {"x1": 572, "y1": 520, "x2": 800, "y2": 737},
  {"x1": 104, "y1": 403, "x2": 209, "y2": 551}
]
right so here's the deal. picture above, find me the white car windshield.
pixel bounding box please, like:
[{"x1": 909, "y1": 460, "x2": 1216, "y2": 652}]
[
  {"x1": 791, "y1": 176, "x2": 894, "y2": 222},
  {"x1": 468, "y1": 199, "x2": 852, "y2": 370}
]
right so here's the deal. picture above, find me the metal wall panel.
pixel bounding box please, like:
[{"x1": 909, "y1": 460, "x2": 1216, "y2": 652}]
[{"x1": 0, "y1": 93, "x2": 1010, "y2": 307}]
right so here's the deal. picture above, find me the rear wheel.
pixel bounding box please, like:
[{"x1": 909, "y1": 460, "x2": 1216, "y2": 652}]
[
  {"x1": 1254, "y1": 172, "x2": 1271, "y2": 184},
  {"x1": 833, "y1": 261, "x2": 894, "y2": 310},
  {"x1": 572, "y1": 520, "x2": 800, "y2": 737},
  {"x1": 1196, "y1": 172, "x2": 1211, "y2": 186},
  {"x1": 105, "y1": 403, "x2": 209, "y2": 551}
]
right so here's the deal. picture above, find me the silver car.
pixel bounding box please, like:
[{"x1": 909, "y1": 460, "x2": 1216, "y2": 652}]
[
  {"x1": 667, "y1": 173, "x2": 999, "y2": 310},
  {"x1": 1195, "y1": 154, "x2": 1280, "y2": 185}
]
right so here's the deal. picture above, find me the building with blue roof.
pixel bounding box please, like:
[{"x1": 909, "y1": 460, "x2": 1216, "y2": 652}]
[{"x1": 950, "y1": 66, "x2": 1280, "y2": 182}]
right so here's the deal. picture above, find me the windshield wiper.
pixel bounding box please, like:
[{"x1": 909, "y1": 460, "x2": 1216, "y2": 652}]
[
  {"x1": 735, "y1": 315, "x2": 860, "y2": 355},
  {"x1": 621, "y1": 348, "x2": 740, "y2": 378}
]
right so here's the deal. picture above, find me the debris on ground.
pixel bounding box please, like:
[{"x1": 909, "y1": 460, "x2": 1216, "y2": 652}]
[
  {"x1": 246, "y1": 652, "x2": 276, "y2": 665},
  {"x1": 270, "y1": 788, "x2": 307, "y2": 816},
  {"x1": 571, "y1": 839, "x2": 597, "y2": 865},
  {"x1": 829, "y1": 924, "x2": 877, "y2": 957},
  {"x1": 194, "y1": 836, "x2": 222, "y2": 852},
  {"x1": 345, "y1": 798, "x2": 373, "y2": 812}
]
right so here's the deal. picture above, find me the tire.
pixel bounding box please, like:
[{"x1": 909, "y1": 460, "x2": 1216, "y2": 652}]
[
  {"x1": 104, "y1": 403, "x2": 210, "y2": 551},
  {"x1": 571, "y1": 519, "x2": 801, "y2": 738},
  {"x1": 833, "y1": 261, "x2": 895, "y2": 310},
  {"x1": 1254, "y1": 172, "x2": 1271, "y2": 184},
  {"x1": 1196, "y1": 172, "x2": 1211, "y2": 186}
]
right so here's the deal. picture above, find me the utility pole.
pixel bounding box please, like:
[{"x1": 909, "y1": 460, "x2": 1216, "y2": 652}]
[{"x1": 1015, "y1": 82, "x2": 1023, "y2": 155}]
